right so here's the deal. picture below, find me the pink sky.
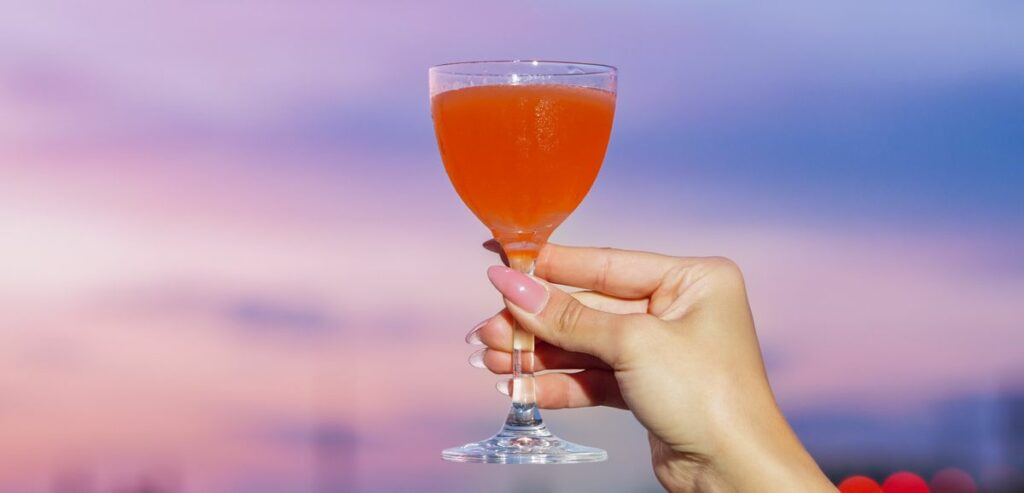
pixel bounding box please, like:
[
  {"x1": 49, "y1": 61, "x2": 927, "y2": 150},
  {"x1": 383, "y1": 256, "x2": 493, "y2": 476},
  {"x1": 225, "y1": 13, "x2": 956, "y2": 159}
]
[{"x1": 2, "y1": 145, "x2": 1020, "y2": 490}]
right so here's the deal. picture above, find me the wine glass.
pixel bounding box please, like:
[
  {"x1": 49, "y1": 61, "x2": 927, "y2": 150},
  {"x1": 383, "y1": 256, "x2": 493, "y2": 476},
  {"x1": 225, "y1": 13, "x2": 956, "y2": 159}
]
[{"x1": 430, "y1": 60, "x2": 617, "y2": 464}]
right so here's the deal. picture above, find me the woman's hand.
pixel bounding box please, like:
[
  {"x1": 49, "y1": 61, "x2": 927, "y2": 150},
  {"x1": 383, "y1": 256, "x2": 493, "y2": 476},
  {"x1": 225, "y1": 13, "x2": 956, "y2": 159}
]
[{"x1": 468, "y1": 243, "x2": 836, "y2": 493}]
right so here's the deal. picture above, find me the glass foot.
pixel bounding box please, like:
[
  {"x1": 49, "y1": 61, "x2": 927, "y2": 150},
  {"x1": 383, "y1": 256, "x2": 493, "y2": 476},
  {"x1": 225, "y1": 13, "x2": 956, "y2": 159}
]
[{"x1": 442, "y1": 421, "x2": 607, "y2": 464}]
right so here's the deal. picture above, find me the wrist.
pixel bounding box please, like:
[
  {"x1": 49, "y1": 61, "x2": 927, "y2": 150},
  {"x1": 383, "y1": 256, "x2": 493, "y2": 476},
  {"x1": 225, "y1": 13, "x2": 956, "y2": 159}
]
[{"x1": 702, "y1": 404, "x2": 836, "y2": 492}]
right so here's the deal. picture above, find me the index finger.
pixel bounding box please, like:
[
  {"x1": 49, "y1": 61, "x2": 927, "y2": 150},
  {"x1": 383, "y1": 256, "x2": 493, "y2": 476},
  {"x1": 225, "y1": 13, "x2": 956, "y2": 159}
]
[{"x1": 535, "y1": 244, "x2": 680, "y2": 298}]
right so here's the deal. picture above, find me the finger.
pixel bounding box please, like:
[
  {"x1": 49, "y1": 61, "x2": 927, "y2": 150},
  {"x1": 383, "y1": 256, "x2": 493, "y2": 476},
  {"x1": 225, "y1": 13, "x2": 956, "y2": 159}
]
[
  {"x1": 475, "y1": 318, "x2": 605, "y2": 367},
  {"x1": 500, "y1": 370, "x2": 626, "y2": 409},
  {"x1": 573, "y1": 290, "x2": 649, "y2": 315},
  {"x1": 536, "y1": 243, "x2": 684, "y2": 298},
  {"x1": 476, "y1": 344, "x2": 611, "y2": 374},
  {"x1": 482, "y1": 239, "x2": 510, "y2": 267},
  {"x1": 488, "y1": 266, "x2": 655, "y2": 365},
  {"x1": 471, "y1": 291, "x2": 645, "y2": 351},
  {"x1": 474, "y1": 310, "x2": 514, "y2": 351}
]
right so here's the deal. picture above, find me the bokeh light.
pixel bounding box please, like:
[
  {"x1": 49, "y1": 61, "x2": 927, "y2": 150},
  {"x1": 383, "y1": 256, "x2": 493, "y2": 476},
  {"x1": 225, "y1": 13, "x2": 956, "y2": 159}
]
[
  {"x1": 883, "y1": 472, "x2": 931, "y2": 493},
  {"x1": 930, "y1": 468, "x2": 977, "y2": 493},
  {"x1": 839, "y1": 475, "x2": 883, "y2": 493}
]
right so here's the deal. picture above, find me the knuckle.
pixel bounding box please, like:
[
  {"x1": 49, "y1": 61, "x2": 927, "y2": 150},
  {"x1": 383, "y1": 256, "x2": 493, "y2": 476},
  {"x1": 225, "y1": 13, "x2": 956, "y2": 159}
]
[
  {"x1": 595, "y1": 247, "x2": 616, "y2": 292},
  {"x1": 546, "y1": 383, "x2": 570, "y2": 409},
  {"x1": 706, "y1": 255, "x2": 739, "y2": 271},
  {"x1": 704, "y1": 256, "x2": 744, "y2": 284},
  {"x1": 553, "y1": 298, "x2": 586, "y2": 343}
]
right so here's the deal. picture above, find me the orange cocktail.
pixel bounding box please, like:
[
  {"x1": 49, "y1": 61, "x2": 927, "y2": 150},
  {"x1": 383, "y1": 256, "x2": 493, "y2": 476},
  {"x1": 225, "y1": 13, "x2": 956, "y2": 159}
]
[{"x1": 432, "y1": 84, "x2": 615, "y2": 260}]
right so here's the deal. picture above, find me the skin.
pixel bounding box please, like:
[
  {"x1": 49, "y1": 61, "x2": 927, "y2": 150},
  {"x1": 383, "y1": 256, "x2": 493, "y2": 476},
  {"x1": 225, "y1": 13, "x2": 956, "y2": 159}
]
[{"x1": 470, "y1": 243, "x2": 838, "y2": 493}]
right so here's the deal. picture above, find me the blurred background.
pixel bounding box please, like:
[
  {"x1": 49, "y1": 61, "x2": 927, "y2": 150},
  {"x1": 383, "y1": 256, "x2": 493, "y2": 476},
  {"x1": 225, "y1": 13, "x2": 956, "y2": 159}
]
[{"x1": 1, "y1": 1, "x2": 1022, "y2": 492}]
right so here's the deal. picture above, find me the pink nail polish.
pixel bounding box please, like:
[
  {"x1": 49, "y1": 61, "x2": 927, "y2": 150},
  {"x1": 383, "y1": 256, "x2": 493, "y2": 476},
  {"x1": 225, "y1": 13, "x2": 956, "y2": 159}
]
[
  {"x1": 468, "y1": 348, "x2": 486, "y2": 369},
  {"x1": 465, "y1": 319, "x2": 487, "y2": 345},
  {"x1": 486, "y1": 266, "x2": 548, "y2": 313}
]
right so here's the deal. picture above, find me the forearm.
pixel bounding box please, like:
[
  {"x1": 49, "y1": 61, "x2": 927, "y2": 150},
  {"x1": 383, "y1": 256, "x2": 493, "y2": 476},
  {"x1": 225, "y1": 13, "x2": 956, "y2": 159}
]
[{"x1": 707, "y1": 407, "x2": 836, "y2": 493}]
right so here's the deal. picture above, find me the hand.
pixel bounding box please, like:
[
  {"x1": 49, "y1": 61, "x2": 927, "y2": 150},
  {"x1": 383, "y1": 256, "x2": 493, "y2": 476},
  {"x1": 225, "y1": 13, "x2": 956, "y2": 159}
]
[{"x1": 468, "y1": 243, "x2": 836, "y2": 493}]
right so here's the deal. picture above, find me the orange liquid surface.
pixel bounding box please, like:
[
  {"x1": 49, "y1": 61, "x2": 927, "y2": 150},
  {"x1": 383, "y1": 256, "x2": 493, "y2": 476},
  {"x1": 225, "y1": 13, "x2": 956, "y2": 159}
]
[{"x1": 432, "y1": 84, "x2": 615, "y2": 257}]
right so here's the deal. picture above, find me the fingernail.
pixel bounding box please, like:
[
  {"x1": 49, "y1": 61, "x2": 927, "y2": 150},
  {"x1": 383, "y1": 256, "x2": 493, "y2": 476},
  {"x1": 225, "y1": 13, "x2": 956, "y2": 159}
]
[
  {"x1": 468, "y1": 348, "x2": 487, "y2": 369},
  {"x1": 495, "y1": 379, "x2": 511, "y2": 396},
  {"x1": 465, "y1": 319, "x2": 487, "y2": 345},
  {"x1": 486, "y1": 266, "x2": 547, "y2": 313}
]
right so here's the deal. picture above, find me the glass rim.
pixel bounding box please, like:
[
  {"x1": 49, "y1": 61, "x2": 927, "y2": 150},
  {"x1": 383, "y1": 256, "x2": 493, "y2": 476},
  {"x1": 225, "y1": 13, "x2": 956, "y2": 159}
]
[{"x1": 429, "y1": 59, "x2": 617, "y2": 77}]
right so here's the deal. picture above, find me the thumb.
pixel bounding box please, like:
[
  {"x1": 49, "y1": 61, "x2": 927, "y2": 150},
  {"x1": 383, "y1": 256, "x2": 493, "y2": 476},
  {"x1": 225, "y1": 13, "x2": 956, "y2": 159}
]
[{"x1": 486, "y1": 266, "x2": 631, "y2": 365}]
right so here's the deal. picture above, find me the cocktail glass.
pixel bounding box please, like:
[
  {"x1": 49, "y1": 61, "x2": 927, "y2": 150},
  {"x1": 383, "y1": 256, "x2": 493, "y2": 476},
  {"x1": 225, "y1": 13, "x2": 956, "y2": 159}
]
[{"x1": 430, "y1": 60, "x2": 617, "y2": 464}]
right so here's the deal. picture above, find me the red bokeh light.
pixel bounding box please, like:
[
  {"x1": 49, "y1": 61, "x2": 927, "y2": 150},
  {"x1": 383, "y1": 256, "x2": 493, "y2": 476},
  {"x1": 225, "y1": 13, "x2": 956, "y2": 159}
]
[
  {"x1": 839, "y1": 475, "x2": 883, "y2": 493},
  {"x1": 930, "y1": 468, "x2": 978, "y2": 493},
  {"x1": 883, "y1": 472, "x2": 930, "y2": 493}
]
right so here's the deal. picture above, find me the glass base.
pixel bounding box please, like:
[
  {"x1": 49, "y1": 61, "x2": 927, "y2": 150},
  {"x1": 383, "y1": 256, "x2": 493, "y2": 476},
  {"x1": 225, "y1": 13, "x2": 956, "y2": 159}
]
[{"x1": 442, "y1": 421, "x2": 607, "y2": 464}]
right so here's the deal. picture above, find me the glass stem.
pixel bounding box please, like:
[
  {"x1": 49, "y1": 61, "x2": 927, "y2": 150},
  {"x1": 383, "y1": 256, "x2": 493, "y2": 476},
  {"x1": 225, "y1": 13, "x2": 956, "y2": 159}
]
[{"x1": 506, "y1": 254, "x2": 543, "y2": 428}]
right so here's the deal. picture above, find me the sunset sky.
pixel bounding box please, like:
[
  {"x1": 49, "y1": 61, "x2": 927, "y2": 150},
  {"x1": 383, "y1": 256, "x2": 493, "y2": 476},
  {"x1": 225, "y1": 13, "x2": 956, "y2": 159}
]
[{"x1": 1, "y1": 1, "x2": 1022, "y2": 492}]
